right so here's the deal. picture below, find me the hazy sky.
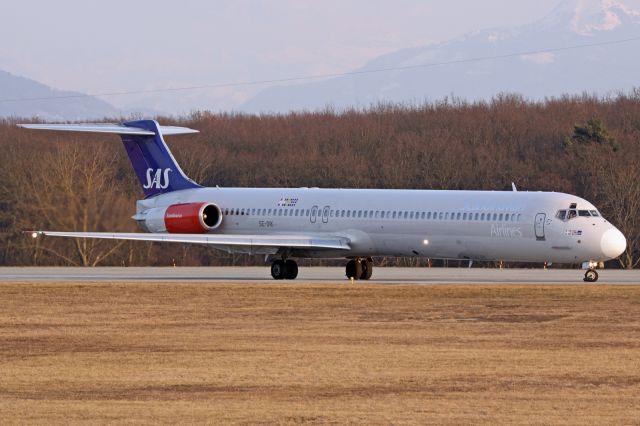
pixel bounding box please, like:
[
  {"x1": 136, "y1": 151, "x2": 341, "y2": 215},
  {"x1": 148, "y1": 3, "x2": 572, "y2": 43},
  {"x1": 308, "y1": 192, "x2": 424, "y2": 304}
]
[{"x1": 1, "y1": 0, "x2": 561, "y2": 112}]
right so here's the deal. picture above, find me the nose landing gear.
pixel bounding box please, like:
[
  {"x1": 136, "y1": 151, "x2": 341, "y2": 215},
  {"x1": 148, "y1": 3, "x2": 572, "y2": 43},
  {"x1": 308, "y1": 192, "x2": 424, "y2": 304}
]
[
  {"x1": 271, "y1": 259, "x2": 298, "y2": 280},
  {"x1": 345, "y1": 258, "x2": 373, "y2": 280},
  {"x1": 583, "y1": 268, "x2": 599, "y2": 283}
]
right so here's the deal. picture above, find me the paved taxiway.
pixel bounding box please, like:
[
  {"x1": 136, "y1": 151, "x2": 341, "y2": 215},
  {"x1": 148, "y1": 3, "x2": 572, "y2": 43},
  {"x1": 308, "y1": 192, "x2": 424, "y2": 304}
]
[{"x1": 1, "y1": 266, "x2": 639, "y2": 284}]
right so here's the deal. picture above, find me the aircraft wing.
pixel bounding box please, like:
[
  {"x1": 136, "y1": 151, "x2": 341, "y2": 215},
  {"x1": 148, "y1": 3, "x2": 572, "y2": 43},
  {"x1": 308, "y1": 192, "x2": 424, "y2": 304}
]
[{"x1": 30, "y1": 231, "x2": 350, "y2": 252}]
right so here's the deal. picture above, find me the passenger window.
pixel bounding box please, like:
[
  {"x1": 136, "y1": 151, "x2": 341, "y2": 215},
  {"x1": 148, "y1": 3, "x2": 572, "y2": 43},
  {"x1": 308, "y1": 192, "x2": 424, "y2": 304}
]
[
  {"x1": 462, "y1": 213, "x2": 466, "y2": 220},
  {"x1": 380, "y1": 211, "x2": 384, "y2": 219},
  {"x1": 363, "y1": 211, "x2": 368, "y2": 218},
  {"x1": 475, "y1": 213, "x2": 479, "y2": 220},
  {"x1": 402, "y1": 212, "x2": 407, "y2": 219},
  {"x1": 498, "y1": 213, "x2": 503, "y2": 221},
  {"x1": 421, "y1": 212, "x2": 425, "y2": 219}
]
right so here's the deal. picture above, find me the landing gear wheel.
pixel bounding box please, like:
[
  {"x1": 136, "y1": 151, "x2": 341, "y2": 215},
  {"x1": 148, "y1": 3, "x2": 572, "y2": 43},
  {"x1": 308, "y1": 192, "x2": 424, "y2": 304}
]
[
  {"x1": 360, "y1": 258, "x2": 373, "y2": 280},
  {"x1": 285, "y1": 259, "x2": 298, "y2": 280},
  {"x1": 271, "y1": 260, "x2": 286, "y2": 280},
  {"x1": 345, "y1": 259, "x2": 362, "y2": 280},
  {"x1": 584, "y1": 269, "x2": 599, "y2": 283}
]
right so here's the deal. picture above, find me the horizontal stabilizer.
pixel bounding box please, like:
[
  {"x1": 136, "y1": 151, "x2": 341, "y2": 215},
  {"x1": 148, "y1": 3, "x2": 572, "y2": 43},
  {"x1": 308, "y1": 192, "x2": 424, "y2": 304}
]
[
  {"x1": 17, "y1": 123, "x2": 199, "y2": 136},
  {"x1": 30, "y1": 231, "x2": 351, "y2": 251}
]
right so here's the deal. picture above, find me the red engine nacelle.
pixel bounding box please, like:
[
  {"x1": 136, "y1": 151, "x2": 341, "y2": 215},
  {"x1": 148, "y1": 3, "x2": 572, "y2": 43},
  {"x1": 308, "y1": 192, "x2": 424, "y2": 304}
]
[{"x1": 164, "y1": 202, "x2": 222, "y2": 233}]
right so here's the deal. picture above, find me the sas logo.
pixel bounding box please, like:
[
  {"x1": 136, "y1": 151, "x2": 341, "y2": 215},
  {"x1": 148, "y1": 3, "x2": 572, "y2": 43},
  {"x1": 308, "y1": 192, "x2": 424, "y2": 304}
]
[
  {"x1": 143, "y1": 168, "x2": 172, "y2": 189},
  {"x1": 277, "y1": 197, "x2": 299, "y2": 207}
]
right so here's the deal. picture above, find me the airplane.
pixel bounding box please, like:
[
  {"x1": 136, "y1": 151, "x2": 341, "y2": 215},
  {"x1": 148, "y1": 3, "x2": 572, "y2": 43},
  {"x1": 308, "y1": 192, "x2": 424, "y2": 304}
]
[{"x1": 19, "y1": 119, "x2": 627, "y2": 282}]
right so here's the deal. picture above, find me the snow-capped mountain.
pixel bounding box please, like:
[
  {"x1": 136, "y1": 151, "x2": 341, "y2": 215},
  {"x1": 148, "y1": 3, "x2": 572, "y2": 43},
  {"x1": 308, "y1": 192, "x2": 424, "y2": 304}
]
[{"x1": 242, "y1": 0, "x2": 640, "y2": 113}]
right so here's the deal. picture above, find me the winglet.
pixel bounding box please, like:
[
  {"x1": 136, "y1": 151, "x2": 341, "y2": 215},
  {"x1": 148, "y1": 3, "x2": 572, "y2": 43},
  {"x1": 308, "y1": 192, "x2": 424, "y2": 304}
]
[{"x1": 511, "y1": 182, "x2": 518, "y2": 192}]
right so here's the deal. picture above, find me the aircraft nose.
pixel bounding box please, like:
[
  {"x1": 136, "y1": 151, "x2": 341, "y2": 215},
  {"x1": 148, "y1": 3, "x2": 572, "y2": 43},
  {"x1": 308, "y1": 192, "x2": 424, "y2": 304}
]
[{"x1": 600, "y1": 227, "x2": 627, "y2": 259}]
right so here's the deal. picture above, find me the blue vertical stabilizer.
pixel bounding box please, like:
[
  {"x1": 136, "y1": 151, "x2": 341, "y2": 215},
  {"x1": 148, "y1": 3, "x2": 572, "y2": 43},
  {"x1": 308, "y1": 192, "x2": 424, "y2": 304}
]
[{"x1": 120, "y1": 119, "x2": 201, "y2": 198}]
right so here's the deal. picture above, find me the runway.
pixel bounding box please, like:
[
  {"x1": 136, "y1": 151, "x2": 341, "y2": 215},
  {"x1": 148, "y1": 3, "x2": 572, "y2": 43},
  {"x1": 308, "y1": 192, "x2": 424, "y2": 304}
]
[{"x1": 1, "y1": 266, "x2": 639, "y2": 283}]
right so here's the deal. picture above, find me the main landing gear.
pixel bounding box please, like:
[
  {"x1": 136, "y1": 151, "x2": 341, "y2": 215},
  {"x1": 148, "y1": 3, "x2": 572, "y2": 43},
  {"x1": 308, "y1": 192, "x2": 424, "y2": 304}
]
[
  {"x1": 270, "y1": 259, "x2": 298, "y2": 280},
  {"x1": 583, "y1": 268, "x2": 599, "y2": 283},
  {"x1": 345, "y1": 258, "x2": 373, "y2": 280}
]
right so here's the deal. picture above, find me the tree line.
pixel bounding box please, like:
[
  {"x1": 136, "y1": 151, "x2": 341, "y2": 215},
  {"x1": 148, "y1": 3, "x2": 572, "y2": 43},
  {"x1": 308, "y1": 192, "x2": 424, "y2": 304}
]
[{"x1": 1, "y1": 91, "x2": 639, "y2": 268}]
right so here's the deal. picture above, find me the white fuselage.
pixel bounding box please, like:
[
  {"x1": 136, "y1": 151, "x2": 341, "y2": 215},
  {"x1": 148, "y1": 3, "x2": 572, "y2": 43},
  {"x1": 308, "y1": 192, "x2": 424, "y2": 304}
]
[{"x1": 136, "y1": 187, "x2": 624, "y2": 264}]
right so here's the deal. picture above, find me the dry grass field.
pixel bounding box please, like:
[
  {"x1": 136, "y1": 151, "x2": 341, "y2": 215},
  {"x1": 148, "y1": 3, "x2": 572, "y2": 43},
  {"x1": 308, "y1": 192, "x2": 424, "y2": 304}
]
[{"x1": 1, "y1": 282, "x2": 640, "y2": 425}]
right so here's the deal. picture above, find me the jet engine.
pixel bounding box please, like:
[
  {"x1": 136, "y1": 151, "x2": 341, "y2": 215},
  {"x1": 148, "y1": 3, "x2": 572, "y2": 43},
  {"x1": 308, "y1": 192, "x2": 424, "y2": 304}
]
[{"x1": 138, "y1": 202, "x2": 223, "y2": 233}]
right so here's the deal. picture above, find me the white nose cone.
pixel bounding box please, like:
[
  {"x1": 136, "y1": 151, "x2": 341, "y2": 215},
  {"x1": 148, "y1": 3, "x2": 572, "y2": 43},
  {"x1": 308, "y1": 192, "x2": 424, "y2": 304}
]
[{"x1": 601, "y1": 228, "x2": 627, "y2": 259}]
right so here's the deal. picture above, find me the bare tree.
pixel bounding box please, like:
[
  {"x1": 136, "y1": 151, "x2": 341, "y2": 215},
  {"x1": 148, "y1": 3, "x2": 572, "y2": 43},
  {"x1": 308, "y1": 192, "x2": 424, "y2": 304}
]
[
  {"x1": 15, "y1": 142, "x2": 134, "y2": 266},
  {"x1": 592, "y1": 161, "x2": 640, "y2": 269}
]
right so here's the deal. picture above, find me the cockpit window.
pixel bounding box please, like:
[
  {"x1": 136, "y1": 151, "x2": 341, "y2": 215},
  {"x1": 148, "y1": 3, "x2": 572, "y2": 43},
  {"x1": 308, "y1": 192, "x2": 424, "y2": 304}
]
[{"x1": 557, "y1": 208, "x2": 601, "y2": 221}]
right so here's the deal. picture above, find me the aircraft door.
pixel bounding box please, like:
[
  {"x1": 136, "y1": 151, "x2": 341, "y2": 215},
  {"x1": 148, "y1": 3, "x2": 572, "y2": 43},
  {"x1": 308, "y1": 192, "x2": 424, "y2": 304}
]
[
  {"x1": 534, "y1": 213, "x2": 546, "y2": 241},
  {"x1": 310, "y1": 205, "x2": 318, "y2": 223},
  {"x1": 322, "y1": 206, "x2": 330, "y2": 223}
]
